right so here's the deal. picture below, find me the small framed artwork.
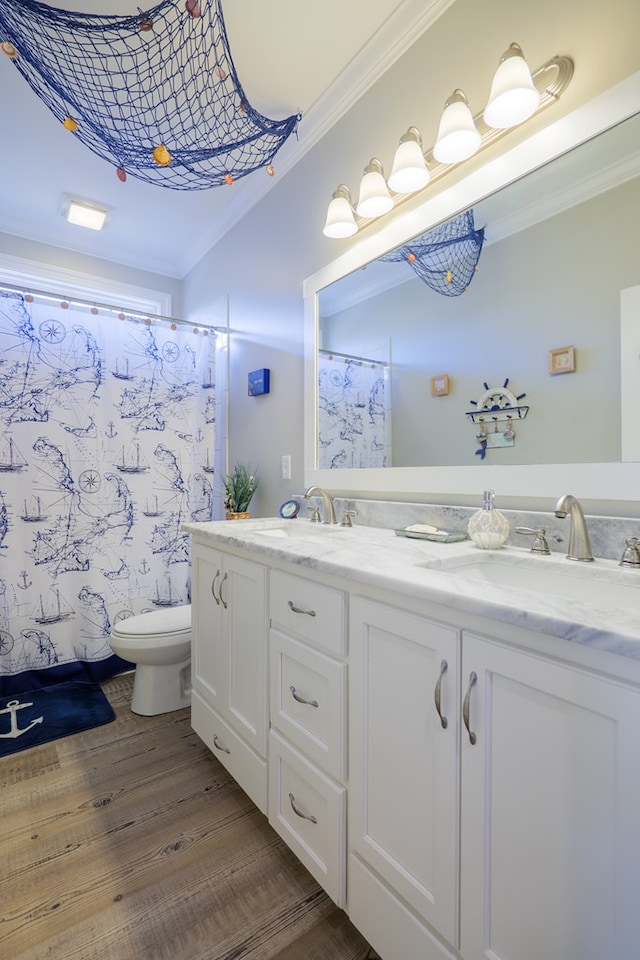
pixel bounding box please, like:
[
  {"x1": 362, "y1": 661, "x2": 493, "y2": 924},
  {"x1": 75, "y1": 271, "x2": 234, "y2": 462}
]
[
  {"x1": 548, "y1": 345, "x2": 575, "y2": 375},
  {"x1": 431, "y1": 374, "x2": 450, "y2": 396}
]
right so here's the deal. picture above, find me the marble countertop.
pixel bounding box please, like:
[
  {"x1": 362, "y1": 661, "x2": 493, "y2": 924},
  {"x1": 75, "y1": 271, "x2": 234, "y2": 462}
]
[{"x1": 183, "y1": 518, "x2": 640, "y2": 663}]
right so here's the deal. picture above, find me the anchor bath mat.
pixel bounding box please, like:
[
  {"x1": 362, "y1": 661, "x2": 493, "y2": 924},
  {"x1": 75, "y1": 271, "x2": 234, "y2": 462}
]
[{"x1": 0, "y1": 682, "x2": 115, "y2": 758}]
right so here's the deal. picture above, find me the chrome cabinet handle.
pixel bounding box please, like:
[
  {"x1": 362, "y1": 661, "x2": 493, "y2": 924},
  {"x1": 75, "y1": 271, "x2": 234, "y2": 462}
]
[
  {"x1": 219, "y1": 571, "x2": 228, "y2": 609},
  {"x1": 287, "y1": 599, "x2": 316, "y2": 617},
  {"x1": 434, "y1": 659, "x2": 448, "y2": 729},
  {"x1": 288, "y1": 792, "x2": 317, "y2": 824},
  {"x1": 211, "y1": 569, "x2": 220, "y2": 605},
  {"x1": 213, "y1": 733, "x2": 230, "y2": 755},
  {"x1": 289, "y1": 684, "x2": 319, "y2": 708},
  {"x1": 463, "y1": 671, "x2": 478, "y2": 745}
]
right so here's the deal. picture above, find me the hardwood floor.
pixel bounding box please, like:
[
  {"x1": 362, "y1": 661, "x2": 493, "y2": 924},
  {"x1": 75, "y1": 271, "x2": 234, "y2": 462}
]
[{"x1": 1, "y1": 673, "x2": 376, "y2": 960}]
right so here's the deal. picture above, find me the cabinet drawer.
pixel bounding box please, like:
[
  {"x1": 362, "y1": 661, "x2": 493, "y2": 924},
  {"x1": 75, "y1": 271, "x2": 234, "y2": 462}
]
[
  {"x1": 270, "y1": 629, "x2": 347, "y2": 781},
  {"x1": 192, "y1": 689, "x2": 267, "y2": 814},
  {"x1": 268, "y1": 730, "x2": 346, "y2": 907},
  {"x1": 270, "y1": 570, "x2": 346, "y2": 655}
]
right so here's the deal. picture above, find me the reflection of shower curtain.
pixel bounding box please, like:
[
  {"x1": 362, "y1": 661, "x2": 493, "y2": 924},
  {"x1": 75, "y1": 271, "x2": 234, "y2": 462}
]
[
  {"x1": 0, "y1": 290, "x2": 217, "y2": 694},
  {"x1": 318, "y1": 351, "x2": 390, "y2": 468}
]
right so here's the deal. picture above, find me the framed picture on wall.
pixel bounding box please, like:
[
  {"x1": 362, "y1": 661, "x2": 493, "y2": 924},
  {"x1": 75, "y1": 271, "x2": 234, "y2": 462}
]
[
  {"x1": 548, "y1": 345, "x2": 575, "y2": 375},
  {"x1": 431, "y1": 374, "x2": 450, "y2": 396}
]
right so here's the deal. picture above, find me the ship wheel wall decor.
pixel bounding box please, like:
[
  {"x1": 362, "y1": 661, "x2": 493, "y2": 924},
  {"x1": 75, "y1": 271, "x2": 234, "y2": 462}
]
[
  {"x1": 466, "y1": 378, "x2": 529, "y2": 459},
  {"x1": 0, "y1": 0, "x2": 300, "y2": 190}
]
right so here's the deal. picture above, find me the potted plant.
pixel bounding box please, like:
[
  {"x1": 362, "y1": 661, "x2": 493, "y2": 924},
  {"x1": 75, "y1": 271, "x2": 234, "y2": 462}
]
[{"x1": 223, "y1": 464, "x2": 258, "y2": 519}]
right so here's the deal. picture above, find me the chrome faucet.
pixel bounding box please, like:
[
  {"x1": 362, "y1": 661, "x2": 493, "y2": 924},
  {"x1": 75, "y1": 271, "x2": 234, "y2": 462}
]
[
  {"x1": 304, "y1": 485, "x2": 338, "y2": 524},
  {"x1": 554, "y1": 494, "x2": 594, "y2": 561}
]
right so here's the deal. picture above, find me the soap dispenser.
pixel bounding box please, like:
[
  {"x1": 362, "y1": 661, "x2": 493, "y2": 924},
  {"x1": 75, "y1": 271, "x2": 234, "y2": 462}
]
[{"x1": 467, "y1": 489, "x2": 509, "y2": 549}]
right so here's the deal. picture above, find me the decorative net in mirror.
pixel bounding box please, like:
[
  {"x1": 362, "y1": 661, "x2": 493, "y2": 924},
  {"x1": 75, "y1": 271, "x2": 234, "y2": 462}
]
[
  {"x1": 0, "y1": 0, "x2": 300, "y2": 190},
  {"x1": 381, "y1": 210, "x2": 485, "y2": 297}
]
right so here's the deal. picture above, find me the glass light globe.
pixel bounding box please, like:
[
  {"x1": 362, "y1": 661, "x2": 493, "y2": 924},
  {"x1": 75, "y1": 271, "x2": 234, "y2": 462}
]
[
  {"x1": 388, "y1": 130, "x2": 430, "y2": 194},
  {"x1": 356, "y1": 160, "x2": 393, "y2": 218},
  {"x1": 323, "y1": 187, "x2": 357, "y2": 238},
  {"x1": 433, "y1": 91, "x2": 481, "y2": 164},
  {"x1": 483, "y1": 43, "x2": 540, "y2": 129}
]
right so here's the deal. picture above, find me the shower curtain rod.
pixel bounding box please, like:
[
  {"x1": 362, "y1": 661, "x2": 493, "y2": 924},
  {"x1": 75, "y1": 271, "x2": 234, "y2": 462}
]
[
  {"x1": 0, "y1": 282, "x2": 227, "y2": 334},
  {"x1": 319, "y1": 347, "x2": 389, "y2": 367}
]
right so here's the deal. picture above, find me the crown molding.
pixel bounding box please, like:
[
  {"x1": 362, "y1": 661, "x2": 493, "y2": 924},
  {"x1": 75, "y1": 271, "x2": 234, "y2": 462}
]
[{"x1": 178, "y1": 0, "x2": 456, "y2": 276}]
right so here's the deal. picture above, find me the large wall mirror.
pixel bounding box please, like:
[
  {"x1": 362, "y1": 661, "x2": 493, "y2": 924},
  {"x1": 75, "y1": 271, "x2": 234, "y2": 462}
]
[{"x1": 304, "y1": 71, "x2": 640, "y2": 504}]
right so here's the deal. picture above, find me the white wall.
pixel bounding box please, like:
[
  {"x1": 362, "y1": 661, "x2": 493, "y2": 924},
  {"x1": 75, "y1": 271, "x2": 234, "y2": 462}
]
[{"x1": 0, "y1": 231, "x2": 182, "y2": 315}]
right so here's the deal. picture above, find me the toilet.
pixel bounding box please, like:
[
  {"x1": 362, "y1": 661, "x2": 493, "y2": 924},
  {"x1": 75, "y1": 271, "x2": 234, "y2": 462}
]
[{"x1": 109, "y1": 604, "x2": 192, "y2": 716}]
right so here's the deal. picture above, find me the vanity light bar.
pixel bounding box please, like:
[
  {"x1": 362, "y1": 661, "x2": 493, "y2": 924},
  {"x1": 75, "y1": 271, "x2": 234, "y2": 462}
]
[{"x1": 323, "y1": 47, "x2": 574, "y2": 239}]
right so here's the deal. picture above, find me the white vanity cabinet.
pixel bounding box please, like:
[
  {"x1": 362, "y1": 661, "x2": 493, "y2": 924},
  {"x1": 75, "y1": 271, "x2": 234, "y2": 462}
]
[
  {"x1": 459, "y1": 630, "x2": 640, "y2": 960},
  {"x1": 184, "y1": 522, "x2": 640, "y2": 960},
  {"x1": 268, "y1": 569, "x2": 348, "y2": 906},
  {"x1": 349, "y1": 595, "x2": 640, "y2": 960},
  {"x1": 348, "y1": 596, "x2": 460, "y2": 960},
  {"x1": 190, "y1": 539, "x2": 269, "y2": 813}
]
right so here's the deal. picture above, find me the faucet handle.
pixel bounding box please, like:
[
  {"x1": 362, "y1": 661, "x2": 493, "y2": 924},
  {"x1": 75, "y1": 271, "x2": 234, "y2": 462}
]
[
  {"x1": 620, "y1": 536, "x2": 640, "y2": 568},
  {"x1": 340, "y1": 509, "x2": 357, "y2": 527},
  {"x1": 515, "y1": 526, "x2": 551, "y2": 555},
  {"x1": 308, "y1": 505, "x2": 321, "y2": 523}
]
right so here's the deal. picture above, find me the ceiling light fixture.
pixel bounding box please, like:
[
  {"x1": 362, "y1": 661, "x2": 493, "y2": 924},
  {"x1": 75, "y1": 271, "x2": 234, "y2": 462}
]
[
  {"x1": 322, "y1": 44, "x2": 573, "y2": 239},
  {"x1": 61, "y1": 195, "x2": 111, "y2": 231}
]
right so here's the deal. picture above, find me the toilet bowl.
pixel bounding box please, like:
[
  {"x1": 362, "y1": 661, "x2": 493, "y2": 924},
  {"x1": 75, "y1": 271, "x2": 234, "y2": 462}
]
[{"x1": 109, "y1": 604, "x2": 192, "y2": 716}]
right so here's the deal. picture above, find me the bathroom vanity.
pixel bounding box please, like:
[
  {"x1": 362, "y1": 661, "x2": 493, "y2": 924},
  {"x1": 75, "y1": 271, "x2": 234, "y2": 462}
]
[
  {"x1": 190, "y1": 544, "x2": 268, "y2": 810},
  {"x1": 184, "y1": 517, "x2": 640, "y2": 960}
]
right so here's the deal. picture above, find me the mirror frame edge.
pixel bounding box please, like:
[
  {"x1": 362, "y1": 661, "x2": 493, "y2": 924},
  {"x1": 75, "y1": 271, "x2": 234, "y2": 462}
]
[{"x1": 304, "y1": 70, "x2": 640, "y2": 504}]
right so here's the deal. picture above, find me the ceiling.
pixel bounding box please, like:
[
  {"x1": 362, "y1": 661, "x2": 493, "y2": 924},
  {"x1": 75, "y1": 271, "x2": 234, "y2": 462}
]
[{"x1": 0, "y1": 0, "x2": 443, "y2": 279}]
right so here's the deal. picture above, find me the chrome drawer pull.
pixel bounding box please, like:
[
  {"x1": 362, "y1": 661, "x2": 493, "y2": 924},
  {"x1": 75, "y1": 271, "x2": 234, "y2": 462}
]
[
  {"x1": 219, "y1": 572, "x2": 228, "y2": 610},
  {"x1": 213, "y1": 734, "x2": 230, "y2": 755},
  {"x1": 211, "y1": 569, "x2": 220, "y2": 605},
  {"x1": 288, "y1": 792, "x2": 317, "y2": 824},
  {"x1": 289, "y1": 684, "x2": 319, "y2": 708},
  {"x1": 287, "y1": 599, "x2": 316, "y2": 617},
  {"x1": 434, "y1": 659, "x2": 448, "y2": 729},
  {"x1": 463, "y1": 671, "x2": 478, "y2": 745}
]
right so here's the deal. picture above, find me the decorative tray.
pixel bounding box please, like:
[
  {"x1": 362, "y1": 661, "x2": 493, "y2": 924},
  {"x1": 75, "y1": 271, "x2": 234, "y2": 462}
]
[{"x1": 395, "y1": 526, "x2": 467, "y2": 543}]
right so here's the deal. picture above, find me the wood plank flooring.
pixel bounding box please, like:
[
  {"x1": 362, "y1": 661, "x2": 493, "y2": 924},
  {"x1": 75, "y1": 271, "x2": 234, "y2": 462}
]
[{"x1": 1, "y1": 673, "x2": 377, "y2": 960}]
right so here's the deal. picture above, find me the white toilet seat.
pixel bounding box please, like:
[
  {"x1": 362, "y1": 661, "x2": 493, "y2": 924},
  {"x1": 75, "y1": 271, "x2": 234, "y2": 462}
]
[{"x1": 112, "y1": 603, "x2": 191, "y2": 642}]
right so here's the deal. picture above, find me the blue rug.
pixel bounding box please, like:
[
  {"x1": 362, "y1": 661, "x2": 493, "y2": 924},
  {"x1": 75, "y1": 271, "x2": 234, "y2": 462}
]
[{"x1": 0, "y1": 682, "x2": 115, "y2": 758}]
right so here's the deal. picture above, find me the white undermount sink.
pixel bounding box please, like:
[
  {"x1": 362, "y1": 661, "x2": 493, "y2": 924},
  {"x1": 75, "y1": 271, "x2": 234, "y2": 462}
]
[
  {"x1": 235, "y1": 519, "x2": 345, "y2": 539},
  {"x1": 419, "y1": 552, "x2": 640, "y2": 613}
]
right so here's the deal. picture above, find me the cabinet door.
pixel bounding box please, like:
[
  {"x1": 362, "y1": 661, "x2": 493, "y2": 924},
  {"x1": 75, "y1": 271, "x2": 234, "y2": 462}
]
[
  {"x1": 460, "y1": 631, "x2": 640, "y2": 960},
  {"x1": 191, "y1": 543, "x2": 224, "y2": 709},
  {"x1": 349, "y1": 597, "x2": 460, "y2": 948},
  {"x1": 223, "y1": 553, "x2": 268, "y2": 756}
]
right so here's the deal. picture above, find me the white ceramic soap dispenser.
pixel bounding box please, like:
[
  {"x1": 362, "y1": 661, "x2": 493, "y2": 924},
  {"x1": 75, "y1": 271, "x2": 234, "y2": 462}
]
[{"x1": 467, "y1": 489, "x2": 509, "y2": 549}]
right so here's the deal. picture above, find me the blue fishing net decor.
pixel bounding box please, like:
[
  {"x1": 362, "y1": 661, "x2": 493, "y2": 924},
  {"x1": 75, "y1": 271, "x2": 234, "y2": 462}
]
[
  {"x1": 381, "y1": 210, "x2": 485, "y2": 297},
  {"x1": 0, "y1": 0, "x2": 300, "y2": 190}
]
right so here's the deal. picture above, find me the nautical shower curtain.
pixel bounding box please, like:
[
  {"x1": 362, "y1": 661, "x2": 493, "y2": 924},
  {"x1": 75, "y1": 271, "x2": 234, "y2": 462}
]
[
  {"x1": 318, "y1": 351, "x2": 390, "y2": 468},
  {"x1": 0, "y1": 290, "x2": 217, "y2": 695}
]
